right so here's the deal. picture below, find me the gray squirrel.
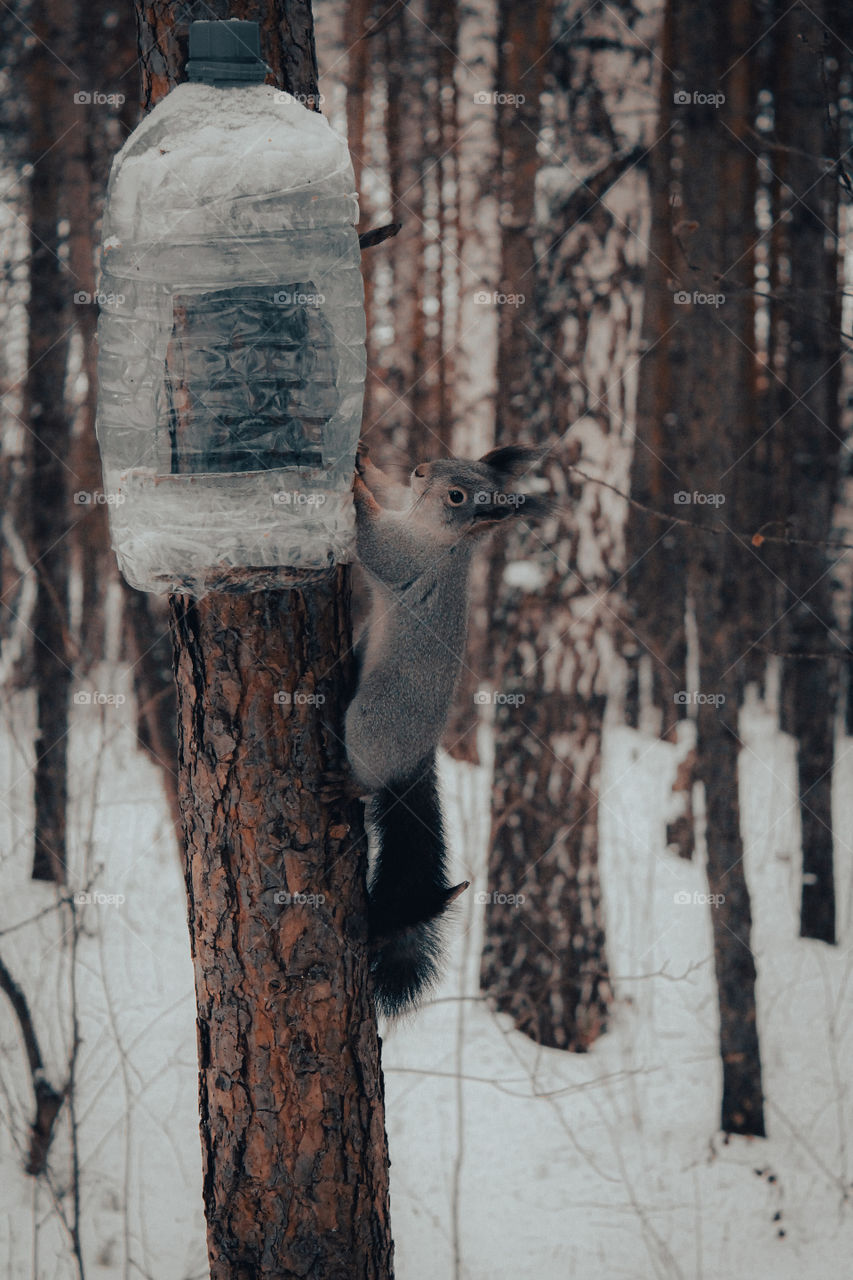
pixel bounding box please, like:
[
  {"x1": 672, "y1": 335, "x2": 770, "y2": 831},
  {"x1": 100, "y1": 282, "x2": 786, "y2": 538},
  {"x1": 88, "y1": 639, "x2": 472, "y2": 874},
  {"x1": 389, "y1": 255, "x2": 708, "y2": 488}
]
[{"x1": 345, "y1": 441, "x2": 551, "y2": 1015}]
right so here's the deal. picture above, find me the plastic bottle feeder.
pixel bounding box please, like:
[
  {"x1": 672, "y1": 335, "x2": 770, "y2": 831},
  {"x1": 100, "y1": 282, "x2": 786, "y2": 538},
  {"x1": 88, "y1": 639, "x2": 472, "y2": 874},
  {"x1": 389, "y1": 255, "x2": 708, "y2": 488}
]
[{"x1": 95, "y1": 19, "x2": 365, "y2": 595}]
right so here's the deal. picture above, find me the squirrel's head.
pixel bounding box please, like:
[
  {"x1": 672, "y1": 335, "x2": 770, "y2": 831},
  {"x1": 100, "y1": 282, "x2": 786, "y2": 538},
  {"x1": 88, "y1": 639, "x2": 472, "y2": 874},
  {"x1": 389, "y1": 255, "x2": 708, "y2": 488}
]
[{"x1": 408, "y1": 445, "x2": 553, "y2": 543}]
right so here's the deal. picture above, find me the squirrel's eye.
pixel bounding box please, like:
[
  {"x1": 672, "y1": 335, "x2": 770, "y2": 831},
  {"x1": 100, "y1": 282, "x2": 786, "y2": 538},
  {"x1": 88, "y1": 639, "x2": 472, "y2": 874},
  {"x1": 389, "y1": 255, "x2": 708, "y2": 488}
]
[{"x1": 447, "y1": 488, "x2": 467, "y2": 506}]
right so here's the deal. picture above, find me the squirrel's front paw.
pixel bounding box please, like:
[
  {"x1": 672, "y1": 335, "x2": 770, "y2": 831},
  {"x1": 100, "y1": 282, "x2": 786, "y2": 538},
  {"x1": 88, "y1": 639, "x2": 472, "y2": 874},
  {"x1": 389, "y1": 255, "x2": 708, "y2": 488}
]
[
  {"x1": 352, "y1": 471, "x2": 380, "y2": 513},
  {"x1": 315, "y1": 769, "x2": 366, "y2": 805}
]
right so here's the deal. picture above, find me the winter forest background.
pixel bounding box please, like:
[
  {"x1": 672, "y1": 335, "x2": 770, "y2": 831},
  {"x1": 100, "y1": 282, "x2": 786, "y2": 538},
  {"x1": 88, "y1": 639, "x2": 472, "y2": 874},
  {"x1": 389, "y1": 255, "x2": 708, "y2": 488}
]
[{"x1": 1, "y1": 0, "x2": 853, "y2": 1276}]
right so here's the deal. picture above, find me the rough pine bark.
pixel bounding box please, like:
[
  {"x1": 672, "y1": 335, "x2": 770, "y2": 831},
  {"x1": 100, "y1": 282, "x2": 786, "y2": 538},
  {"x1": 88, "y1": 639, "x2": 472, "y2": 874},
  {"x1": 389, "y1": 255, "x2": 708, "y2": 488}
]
[
  {"x1": 132, "y1": 2, "x2": 394, "y2": 1272},
  {"x1": 479, "y1": 0, "x2": 656, "y2": 1048},
  {"x1": 171, "y1": 582, "x2": 392, "y2": 1278},
  {"x1": 136, "y1": 0, "x2": 320, "y2": 111}
]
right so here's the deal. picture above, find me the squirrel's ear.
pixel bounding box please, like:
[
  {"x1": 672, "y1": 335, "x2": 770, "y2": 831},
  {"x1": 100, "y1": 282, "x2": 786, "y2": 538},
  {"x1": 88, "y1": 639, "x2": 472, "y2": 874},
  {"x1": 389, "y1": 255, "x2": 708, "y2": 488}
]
[{"x1": 478, "y1": 444, "x2": 546, "y2": 478}]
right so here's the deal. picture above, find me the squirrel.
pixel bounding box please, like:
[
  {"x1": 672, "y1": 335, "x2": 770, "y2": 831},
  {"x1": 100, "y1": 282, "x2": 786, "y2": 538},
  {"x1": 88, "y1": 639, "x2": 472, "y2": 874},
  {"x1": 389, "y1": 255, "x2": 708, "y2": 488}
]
[{"x1": 345, "y1": 441, "x2": 551, "y2": 1016}]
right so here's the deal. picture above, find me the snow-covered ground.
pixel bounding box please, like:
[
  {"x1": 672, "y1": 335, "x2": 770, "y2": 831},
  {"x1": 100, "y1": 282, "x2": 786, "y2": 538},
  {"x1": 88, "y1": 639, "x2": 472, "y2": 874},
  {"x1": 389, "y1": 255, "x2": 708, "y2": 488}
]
[{"x1": 1, "y1": 669, "x2": 852, "y2": 1278}]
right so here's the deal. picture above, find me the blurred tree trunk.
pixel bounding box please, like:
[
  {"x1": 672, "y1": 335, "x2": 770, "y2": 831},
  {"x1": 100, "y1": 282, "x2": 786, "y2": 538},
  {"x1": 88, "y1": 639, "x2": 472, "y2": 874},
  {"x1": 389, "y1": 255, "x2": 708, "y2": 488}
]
[
  {"x1": 644, "y1": 0, "x2": 765, "y2": 1135},
  {"x1": 121, "y1": 587, "x2": 182, "y2": 836},
  {"x1": 344, "y1": 0, "x2": 377, "y2": 430},
  {"x1": 442, "y1": 0, "x2": 501, "y2": 763},
  {"x1": 382, "y1": 0, "x2": 430, "y2": 454},
  {"x1": 25, "y1": 0, "x2": 75, "y2": 882},
  {"x1": 623, "y1": 0, "x2": 686, "y2": 735},
  {"x1": 66, "y1": 0, "x2": 139, "y2": 668},
  {"x1": 770, "y1": 0, "x2": 843, "y2": 944},
  {"x1": 450, "y1": 0, "x2": 500, "y2": 455},
  {"x1": 447, "y1": 0, "x2": 551, "y2": 768},
  {"x1": 133, "y1": 3, "x2": 394, "y2": 1274},
  {"x1": 65, "y1": 0, "x2": 110, "y2": 664},
  {"x1": 428, "y1": 0, "x2": 459, "y2": 440},
  {"x1": 478, "y1": 0, "x2": 658, "y2": 1049}
]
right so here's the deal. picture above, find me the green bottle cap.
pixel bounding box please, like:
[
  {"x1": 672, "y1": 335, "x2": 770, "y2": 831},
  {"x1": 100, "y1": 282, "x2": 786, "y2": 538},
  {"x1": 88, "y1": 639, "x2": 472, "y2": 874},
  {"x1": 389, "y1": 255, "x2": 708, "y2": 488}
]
[{"x1": 186, "y1": 19, "x2": 270, "y2": 87}]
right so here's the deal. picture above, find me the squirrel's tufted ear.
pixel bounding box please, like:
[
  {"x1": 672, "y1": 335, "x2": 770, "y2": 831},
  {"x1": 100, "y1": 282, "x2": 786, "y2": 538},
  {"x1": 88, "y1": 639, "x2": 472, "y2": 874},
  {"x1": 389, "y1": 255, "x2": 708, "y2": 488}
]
[{"x1": 478, "y1": 444, "x2": 547, "y2": 478}]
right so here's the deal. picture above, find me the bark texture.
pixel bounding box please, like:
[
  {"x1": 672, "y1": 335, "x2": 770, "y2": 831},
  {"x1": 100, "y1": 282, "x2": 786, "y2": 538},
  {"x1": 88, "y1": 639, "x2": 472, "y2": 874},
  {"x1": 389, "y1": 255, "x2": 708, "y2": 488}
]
[{"x1": 171, "y1": 581, "x2": 392, "y2": 1279}]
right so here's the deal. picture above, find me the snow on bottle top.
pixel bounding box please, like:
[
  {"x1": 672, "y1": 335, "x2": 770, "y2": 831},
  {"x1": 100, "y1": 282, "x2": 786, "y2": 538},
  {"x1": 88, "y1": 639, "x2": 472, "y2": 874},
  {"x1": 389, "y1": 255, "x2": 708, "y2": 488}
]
[{"x1": 104, "y1": 83, "x2": 355, "y2": 244}]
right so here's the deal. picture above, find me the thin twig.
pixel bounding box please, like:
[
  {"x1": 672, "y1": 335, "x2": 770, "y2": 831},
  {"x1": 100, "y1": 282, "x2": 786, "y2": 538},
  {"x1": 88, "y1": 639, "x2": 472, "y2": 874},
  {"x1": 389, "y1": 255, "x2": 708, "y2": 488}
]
[{"x1": 567, "y1": 464, "x2": 853, "y2": 554}]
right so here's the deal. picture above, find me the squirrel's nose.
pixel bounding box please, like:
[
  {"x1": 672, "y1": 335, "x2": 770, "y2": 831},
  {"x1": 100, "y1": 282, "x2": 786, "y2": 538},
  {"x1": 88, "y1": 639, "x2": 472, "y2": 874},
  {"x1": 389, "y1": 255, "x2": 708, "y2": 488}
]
[{"x1": 413, "y1": 465, "x2": 427, "y2": 478}]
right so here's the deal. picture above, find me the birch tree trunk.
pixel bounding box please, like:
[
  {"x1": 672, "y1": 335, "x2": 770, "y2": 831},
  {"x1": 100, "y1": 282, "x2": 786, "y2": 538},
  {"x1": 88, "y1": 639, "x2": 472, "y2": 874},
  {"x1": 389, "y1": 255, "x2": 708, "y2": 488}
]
[
  {"x1": 479, "y1": 0, "x2": 656, "y2": 1048},
  {"x1": 133, "y1": 3, "x2": 394, "y2": 1273}
]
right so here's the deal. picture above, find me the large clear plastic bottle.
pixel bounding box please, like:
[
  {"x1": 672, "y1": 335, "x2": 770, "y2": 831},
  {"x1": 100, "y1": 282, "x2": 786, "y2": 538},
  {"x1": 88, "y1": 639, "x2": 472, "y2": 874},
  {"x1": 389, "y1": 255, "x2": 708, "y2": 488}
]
[{"x1": 95, "y1": 20, "x2": 365, "y2": 595}]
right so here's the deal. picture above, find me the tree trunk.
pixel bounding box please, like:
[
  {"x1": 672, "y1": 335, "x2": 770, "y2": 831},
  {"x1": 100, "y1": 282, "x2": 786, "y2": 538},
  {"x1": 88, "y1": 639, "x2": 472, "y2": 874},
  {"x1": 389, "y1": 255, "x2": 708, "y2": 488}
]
[
  {"x1": 771, "y1": 0, "x2": 842, "y2": 944},
  {"x1": 121, "y1": 586, "x2": 181, "y2": 837},
  {"x1": 67, "y1": 0, "x2": 138, "y2": 667},
  {"x1": 171, "y1": 581, "x2": 392, "y2": 1278},
  {"x1": 25, "y1": 0, "x2": 75, "y2": 882},
  {"x1": 658, "y1": 0, "x2": 765, "y2": 1135},
  {"x1": 343, "y1": 0, "x2": 377, "y2": 430},
  {"x1": 478, "y1": 0, "x2": 662, "y2": 1050},
  {"x1": 623, "y1": 0, "x2": 687, "y2": 735},
  {"x1": 441, "y1": 0, "x2": 501, "y2": 763},
  {"x1": 131, "y1": 3, "x2": 394, "y2": 1272},
  {"x1": 381, "y1": 0, "x2": 430, "y2": 455}
]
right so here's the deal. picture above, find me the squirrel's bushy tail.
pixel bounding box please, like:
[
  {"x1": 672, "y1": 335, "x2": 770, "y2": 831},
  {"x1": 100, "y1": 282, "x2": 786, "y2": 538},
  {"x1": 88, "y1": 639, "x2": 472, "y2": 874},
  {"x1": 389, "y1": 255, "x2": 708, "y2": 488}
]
[{"x1": 368, "y1": 755, "x2": 467, "y2": 1017}]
